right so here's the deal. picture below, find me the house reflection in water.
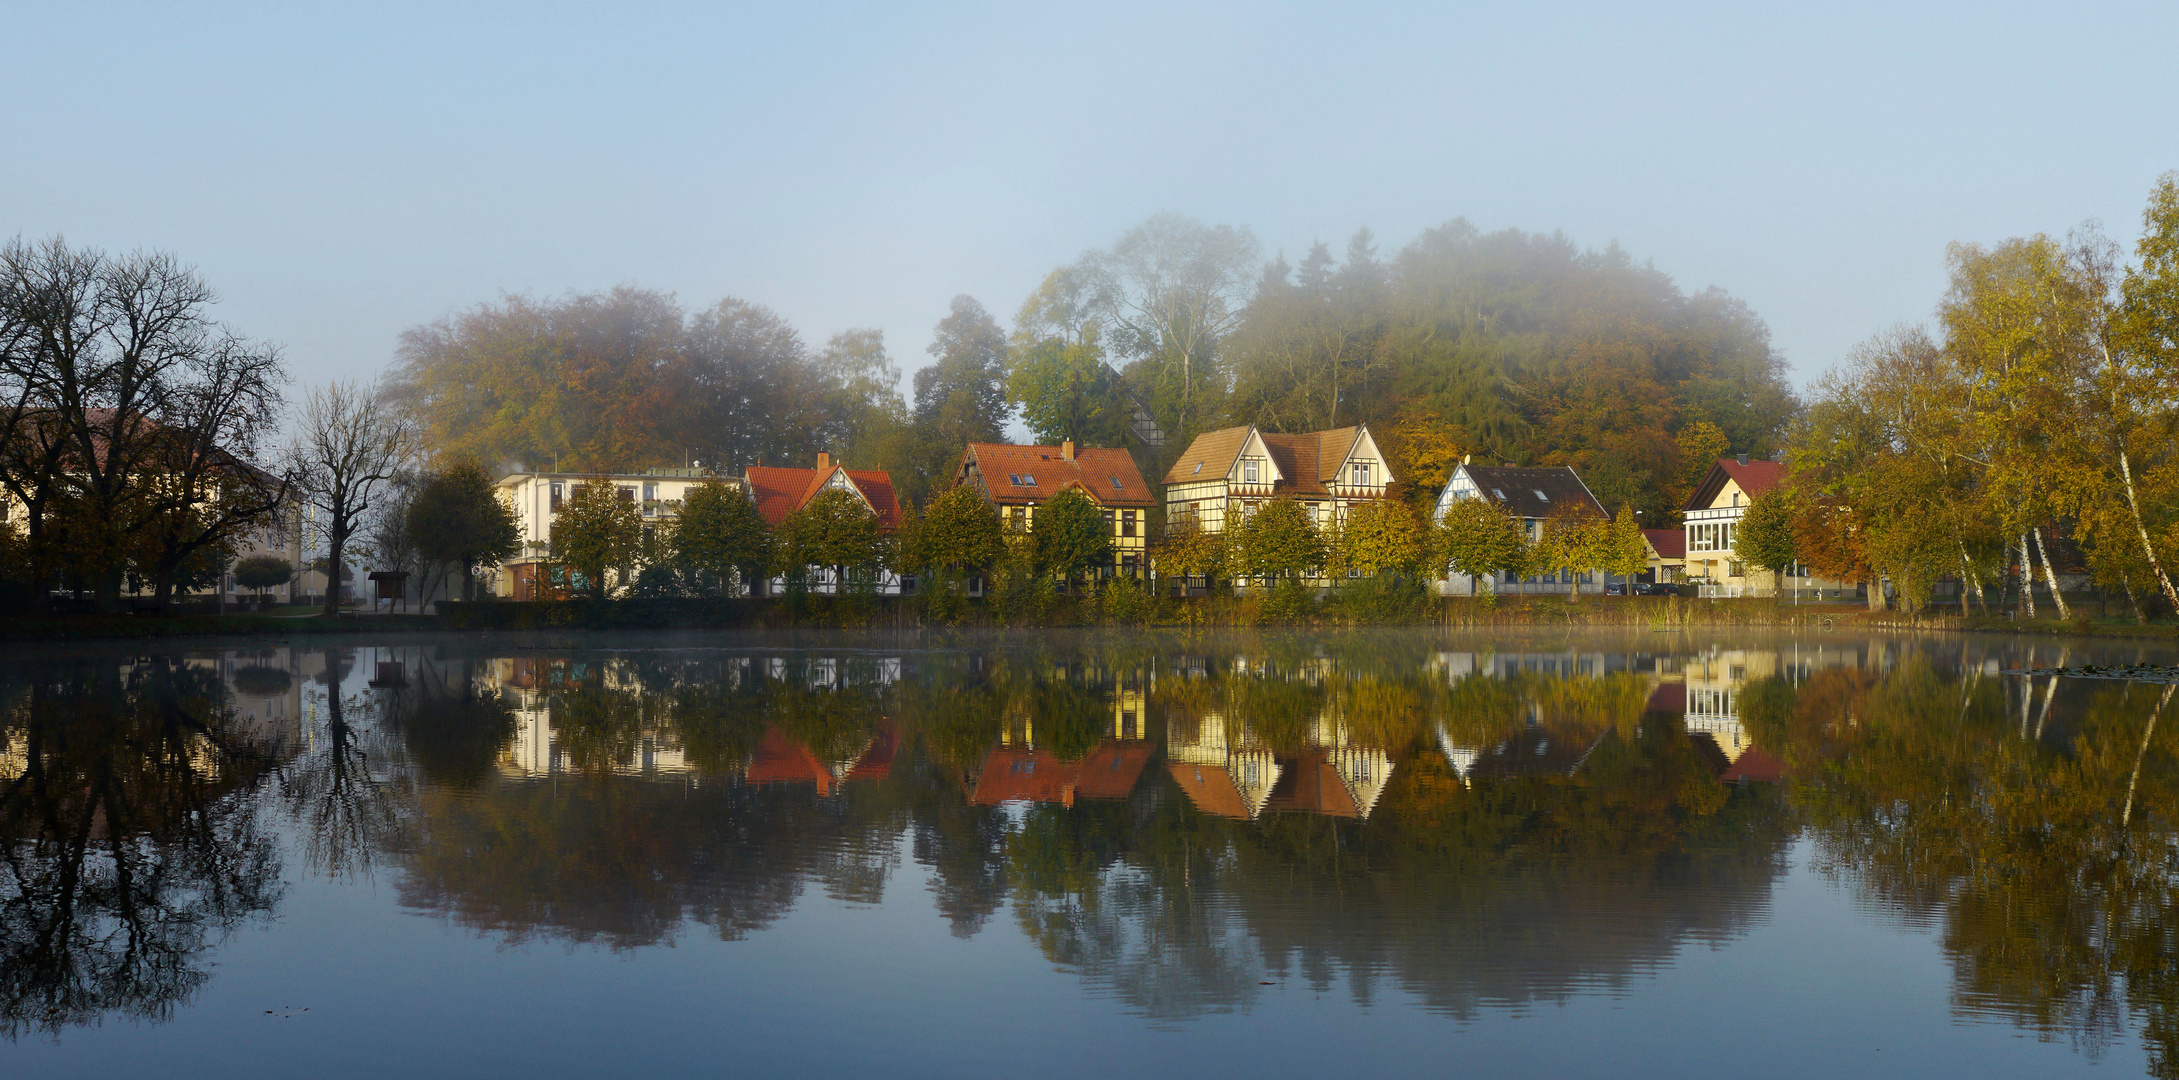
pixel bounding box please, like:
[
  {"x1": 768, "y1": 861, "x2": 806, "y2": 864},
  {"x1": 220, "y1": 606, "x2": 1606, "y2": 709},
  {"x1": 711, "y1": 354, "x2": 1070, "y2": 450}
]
[
  {"x1": 972, "y1": 712, "x2": 1155, "y2": 807},
  {"x1": 1166, "y1": 690, "x2": 1393, "y2": 821},
  {"x1": 746, "y1": 720, "x2": 897, "y2": 796},
  {"x1": 483, "y1": 654, "x2": 897, "y2": 792}
]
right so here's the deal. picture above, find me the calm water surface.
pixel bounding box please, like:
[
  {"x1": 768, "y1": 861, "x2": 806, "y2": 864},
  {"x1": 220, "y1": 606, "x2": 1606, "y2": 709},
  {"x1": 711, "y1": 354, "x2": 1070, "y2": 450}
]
[{"x1": 2, "y1": 630, "x2": 2174, "y2": 1078}]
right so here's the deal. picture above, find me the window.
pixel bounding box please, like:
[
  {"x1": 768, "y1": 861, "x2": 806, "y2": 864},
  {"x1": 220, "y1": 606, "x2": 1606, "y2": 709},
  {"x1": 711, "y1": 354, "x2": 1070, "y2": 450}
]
[
  {"x1": 1192, "y1": 462, "x2": 1203, "y2": 474},
  {"x1": 1110, "y1": 476, "x2": 1123, "y2": 490},
  {"x1": 1022, "y1": 475, "x2": 1037, "y2": 486},
  {"x1": 1243, "y1": 459, "x2": 1260, "y2": 483},
  {"x1": 1353, "y1": 462, "x2": 1372, "y2": 486},
  {"x1": 618, "y1": 486, "x2": 636, "y2": 503},
  {"x1": 1007, "y1": 474, "x2": 1021, "y2": 485},
  {"x1": 1534, "y1": 489, "x2": 1549, "y2": 503},
  {"x1": 1492, "y1": 488, "x2": 1505, "y2": 500},
  {"x1": 1121, "y1": 509, "x2": 1137, "y2": 537},
  {"x1": 1102, "y1": 509, "x2": 1115, "y2": 531},
  {"x1": 1010, "y1": 506, "x2": 1028, "y2": 529},
  {"x1": 549, "y1": 482, "x2": 564, "y2": 511},
  {"x1": 642, "y1": 482, "x2": 656, "y2": 502}
]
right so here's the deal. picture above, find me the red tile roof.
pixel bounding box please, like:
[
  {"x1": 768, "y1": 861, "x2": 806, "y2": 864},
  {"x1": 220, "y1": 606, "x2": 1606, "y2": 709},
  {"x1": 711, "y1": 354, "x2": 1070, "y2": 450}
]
[
  {"x1": 746, "y1": 727, "x2": 837, "y2": 794},
  {"x1": 1643, "y1": 528, "x2": 1685, "y2": 560},
  {"x1": 1684, "y1": 457, "x2": 1788, "y2": 513},
  {"x1": 958, "y1": 443, "x2": 1154, "y2": 507},
  {"x1": 1070, "y1": 742, "x2": 1154, "y2": 801},
  {"x1": 971, "y1": 748, "x2": 1077, "y2": 805},
  {"x1": 1719, "y1": 745, "x2": 1785, "y2": 784},
  {"x1": 1644, "y1": 682, "x2": 1686, "y2": 714},
  {"x1": 744, "y1": 465, "x2": 900, "y2": 528},
  {"x1": 843, "y1": 720, "x2": 897, "y2": 783}
]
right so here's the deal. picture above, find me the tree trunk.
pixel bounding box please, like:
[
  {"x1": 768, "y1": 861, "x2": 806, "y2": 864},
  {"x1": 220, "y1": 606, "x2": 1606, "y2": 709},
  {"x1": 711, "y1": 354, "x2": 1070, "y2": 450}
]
[
  {"x1": 2123, "y1": 683, "x2": 2174, "y2": 828},
  {"x1": 2121, "y1": 571, "x2": 2146, "y2": 626},
  {"x1": 324, "y1": 523, "x2": 348, "y2": 618},
  {"x1": 2034, "y1": 526, "x2": 2071, "y2": 621},
  {"x1": 1866, "y1": 576, "x2": 1885, "y2": 611},
  {"x1": 2017, "y1": 535, "x2": 2037, "y2": 619},
  {"x1": 152, "y1": 555, "x2": 179, "y2": 614},
  {"x1": 2119, "y1": 447, "x2": 2179, "y2": 610}
]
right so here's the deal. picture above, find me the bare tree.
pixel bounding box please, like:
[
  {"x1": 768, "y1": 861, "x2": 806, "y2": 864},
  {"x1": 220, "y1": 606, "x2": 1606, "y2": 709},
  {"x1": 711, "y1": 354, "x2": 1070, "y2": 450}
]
[
  {"x1": 0, "y1": 237, "x2": 289, "y2": 612},
  {"x1": 138, "y1": 332, "x2": 291, "y2": 610},
  {"x1": 290, "y1": 382, "x2": 413, "y2": 616}
]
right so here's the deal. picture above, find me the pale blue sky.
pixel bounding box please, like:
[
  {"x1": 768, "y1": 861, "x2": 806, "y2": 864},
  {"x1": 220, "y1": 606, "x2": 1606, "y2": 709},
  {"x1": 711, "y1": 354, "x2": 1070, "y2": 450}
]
[{"x1": 8, "y1": 1, "x2": 2175, "y2": 397}]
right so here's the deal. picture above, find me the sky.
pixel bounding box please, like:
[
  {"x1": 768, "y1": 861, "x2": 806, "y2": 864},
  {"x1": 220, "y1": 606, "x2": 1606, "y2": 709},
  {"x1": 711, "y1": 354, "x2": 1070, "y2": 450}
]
[{"x1": 8, "y1": 1, "x2": 2177, "y2": 401}]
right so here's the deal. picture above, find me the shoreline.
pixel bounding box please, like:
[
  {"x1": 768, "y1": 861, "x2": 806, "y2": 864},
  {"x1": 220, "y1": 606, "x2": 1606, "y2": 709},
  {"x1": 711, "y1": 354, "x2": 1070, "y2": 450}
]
[{"x1": 3, "y1": 596, "x2": 2172, "y2": 644}]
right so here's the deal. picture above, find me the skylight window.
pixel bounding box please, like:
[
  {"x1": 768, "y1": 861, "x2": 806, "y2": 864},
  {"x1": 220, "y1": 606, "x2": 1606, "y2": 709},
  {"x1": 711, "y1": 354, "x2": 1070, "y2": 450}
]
[
  {"x1": 1192, "y1": 462, "x2": 1202, "y2": 474},
  {"x1": 1110, "y1": 476, "x2": 1123, "y2": 489},
  {"x1": 1535, "y1": 490, "x2": 1550, "y2": 502},
  {"x1": 1008, "y1": 474, "x2": 1023, "y2": 485},
  {"x1": 1492, "y1": 488, "x2": 1505, "y2": 500},
  {"x1": 1022, "y1": 475, "x2": 1037, "y2": 486}
]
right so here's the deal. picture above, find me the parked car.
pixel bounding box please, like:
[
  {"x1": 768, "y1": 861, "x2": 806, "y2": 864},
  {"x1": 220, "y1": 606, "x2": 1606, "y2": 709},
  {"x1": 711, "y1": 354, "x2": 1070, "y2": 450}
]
[
  {"x1": 1635, "y1": 582, "x2": 1677, "y2": 596},
  {"x1": 1604, "y1": 583, "x2": 1628, "y2": 596}
]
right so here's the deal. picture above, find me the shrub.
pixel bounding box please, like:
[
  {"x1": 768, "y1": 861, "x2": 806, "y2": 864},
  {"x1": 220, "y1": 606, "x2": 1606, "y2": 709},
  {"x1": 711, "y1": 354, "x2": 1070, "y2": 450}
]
[{"x1": 1100, "y1": 574, "x2": 1155, "y2": 627}]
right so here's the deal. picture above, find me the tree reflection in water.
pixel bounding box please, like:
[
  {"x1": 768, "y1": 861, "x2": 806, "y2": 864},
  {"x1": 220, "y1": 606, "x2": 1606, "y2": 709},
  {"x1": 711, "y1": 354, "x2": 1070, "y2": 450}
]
[
  {"x1": 0, "y1": 656, "x2": 286, "y2": 1038},
  {"x1": 4, "y1": 634, "x2": 2175, "y2": 1075},
  {"x1": 281, "y1": 648, "x2": 412, "y2": 882}
]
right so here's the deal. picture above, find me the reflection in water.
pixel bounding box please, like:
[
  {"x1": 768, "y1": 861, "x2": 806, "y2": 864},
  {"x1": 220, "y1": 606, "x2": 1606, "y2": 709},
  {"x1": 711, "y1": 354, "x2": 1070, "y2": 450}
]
[
  {"x1": 2, "y1": 634, "x2": 2175, "y2": 1075},
  {"x1": 0, "y1": 656, "x2": 292, "y2": 1038}
]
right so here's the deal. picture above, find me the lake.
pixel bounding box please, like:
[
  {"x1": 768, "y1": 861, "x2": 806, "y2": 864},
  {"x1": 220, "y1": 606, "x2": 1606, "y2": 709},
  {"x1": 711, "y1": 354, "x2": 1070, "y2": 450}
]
[{"x1": 2, "y1": 629, "x2": 2173, "y2": 1078}]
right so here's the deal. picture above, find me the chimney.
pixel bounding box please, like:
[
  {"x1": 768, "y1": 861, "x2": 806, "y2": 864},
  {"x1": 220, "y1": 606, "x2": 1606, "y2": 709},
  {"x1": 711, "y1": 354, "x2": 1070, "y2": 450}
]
[
  {"x1": 1736, "y1": 454, "x2": 1749, "y2": 466},
  {"x1": 816, "y1": 451, "x2": 832, "y2": 471},
  {"x1": 1061, "y1": 439, "x2": 1076, "y2": 461}
]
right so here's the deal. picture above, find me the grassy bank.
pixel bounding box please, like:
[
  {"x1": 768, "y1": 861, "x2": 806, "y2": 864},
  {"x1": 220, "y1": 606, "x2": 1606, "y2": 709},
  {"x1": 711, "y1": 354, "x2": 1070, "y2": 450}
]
[
  {"x1": 6, "y1": 593, "x2": 2172, "y2": 641},
  {"x1": 0, "y1": 611, "x2": 446, "y2": 641}
]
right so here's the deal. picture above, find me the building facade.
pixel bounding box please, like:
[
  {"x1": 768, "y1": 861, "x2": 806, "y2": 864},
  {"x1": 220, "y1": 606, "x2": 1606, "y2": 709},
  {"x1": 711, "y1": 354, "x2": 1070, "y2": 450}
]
[
  {"x1": 744, "y1": 453, "x2": 905, "y2": 595},
  {"x1": 493, "y1": 467, "x2": 741, "y2": 600},
  {"x1": 953, "y1": 440, "x2": 1155, "y2": 577},
  {"x1": 1160, "y1": 424, "x2": 1394, "y2": 535},
  {"x1": 1431, "y1": 462, "x2": 1608, "y2": 595}
]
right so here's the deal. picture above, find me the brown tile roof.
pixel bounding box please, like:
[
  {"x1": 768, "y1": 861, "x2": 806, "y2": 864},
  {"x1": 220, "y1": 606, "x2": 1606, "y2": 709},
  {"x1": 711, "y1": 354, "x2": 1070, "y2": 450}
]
[
  {"x1": 1684, "y1": 457, "x2": 1788, "y2": 513},
  {"x1": 1163, "y1": 424, "x2": 1367, "y2": 494},
  {"x1": 960, "y1": 443, "x2": 1154, "y2": 507},
  {"x1": 1261, "y1": 748, "x2": 1360, "y2": 818},
  {"x1": 744, "y1": 465, "x2": 900, "y2": 528},
  {"x1": 1163, "y1": 426, "x2": 1254, "y2": 485},
  {"x1": 1462, "y1": 465, "x2": 1606, "y2": 520},
  {"x1": 1166, "y1": 760, "x2": 1253, "y2": 819},
  {"x1": 1259, "y1": 433, "x2": 1330, "y2": 496},
  {"x1": 1643, "y1": 528, "x2": 1685, "y2": 560}
]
